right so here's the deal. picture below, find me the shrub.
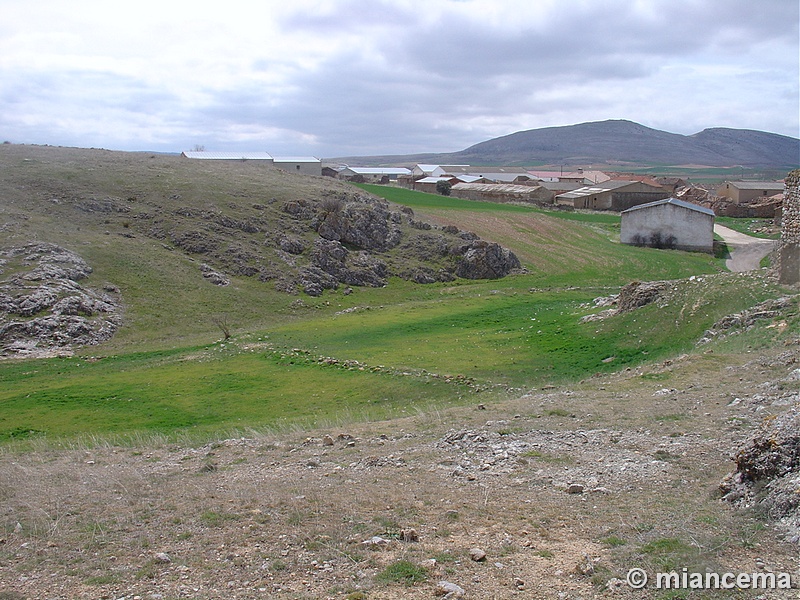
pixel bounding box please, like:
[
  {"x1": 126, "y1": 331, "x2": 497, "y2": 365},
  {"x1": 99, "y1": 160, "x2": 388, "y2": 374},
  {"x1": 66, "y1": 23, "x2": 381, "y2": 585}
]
[{"x1": 376, "y1": 560, "x2": 428, "y2": 585}]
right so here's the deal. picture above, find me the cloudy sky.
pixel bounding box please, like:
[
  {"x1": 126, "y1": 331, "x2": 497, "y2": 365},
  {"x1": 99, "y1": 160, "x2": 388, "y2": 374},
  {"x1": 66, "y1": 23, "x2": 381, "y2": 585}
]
[{"x1": 1, "y1": 0, "x2": 797, "y2": 157}]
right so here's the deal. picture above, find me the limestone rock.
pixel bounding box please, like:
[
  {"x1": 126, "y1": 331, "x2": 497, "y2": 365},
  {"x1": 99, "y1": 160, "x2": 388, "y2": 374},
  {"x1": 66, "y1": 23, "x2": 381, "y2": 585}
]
[
  {"x1": 616, "y1": 280, "x2": 668, "y2": 312},
  {"x1": 0, "y1": 243, "x2": 121, "y2": 357},
  {"x1": 435, "y1": 580, "x2": 466, "y2": 598},
  {"x1": 469, "y1": 547, "x2": 486, "y2": 562},
  {"x1": 454, "y1": 240, "x2": 521, "y2": 279},
  {"x1": 720, "y1": 404, "x2": 800, "y2": 542}
]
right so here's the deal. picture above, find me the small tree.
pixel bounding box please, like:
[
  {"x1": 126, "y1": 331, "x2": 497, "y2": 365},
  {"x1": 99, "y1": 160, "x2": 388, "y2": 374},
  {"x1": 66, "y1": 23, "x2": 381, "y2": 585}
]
[
  {"x1": 211, "y1": 314, "x2": 232, "y2": 340},
  {"x1": 436, "y1": 180, "x2": 452, "y2": 196}
]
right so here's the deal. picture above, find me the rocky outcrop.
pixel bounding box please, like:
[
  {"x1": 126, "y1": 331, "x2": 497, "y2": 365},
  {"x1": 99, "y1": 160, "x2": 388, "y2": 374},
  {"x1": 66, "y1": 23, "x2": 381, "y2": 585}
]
[
  {"x1": 616, "y1": 280, "x2": 669, "y2": 312},
  {"x1": 453, "y1": 240, "x2": 521, "y2": 279},
  {"x1": 720, "y1": 405, "x2": 800, "y2": 543},
  {"x1": 314, "y1": 197, "x2": 403, "y2": 251},
  {"x1": 151, "y1": 189, "x2": 522, "y2": 295},
  {"x1": 0, "y1": 243, "x2": 120, "y2": 358}
]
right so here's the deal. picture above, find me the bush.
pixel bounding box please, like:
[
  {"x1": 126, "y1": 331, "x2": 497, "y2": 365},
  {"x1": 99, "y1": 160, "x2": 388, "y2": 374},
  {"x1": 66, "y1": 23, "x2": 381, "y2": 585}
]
[{"x1": 435, "y1": 180, "x2": 452, "y2": 196}]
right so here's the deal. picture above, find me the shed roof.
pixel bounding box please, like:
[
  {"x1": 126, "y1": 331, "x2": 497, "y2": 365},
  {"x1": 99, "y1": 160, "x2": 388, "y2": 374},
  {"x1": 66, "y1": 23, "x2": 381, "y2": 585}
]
[
  {"x1": 452, "y1": 183, "x2": 543, "y2": 194},
  {"x1": 343, "y1": 167, "x2": 411, "y2": 175},
  {"x1": 622, "y1": 197, "x2": 715, "y2": 217},
  {"x1": 724, "y1": 181, "x2": 785, "y2": 190},
  {"x1": 273, "y1": 156, "x2": 321, "y2": 163},
  {"x1": 181, "y1": 151, "x2": 273, "y2": 160},
  {"x1": 556, "y1": 179, "x2": 660, "y2": 200},
  {"x1": 416, "y1": 176, "x2": 453, "y2": 184}
]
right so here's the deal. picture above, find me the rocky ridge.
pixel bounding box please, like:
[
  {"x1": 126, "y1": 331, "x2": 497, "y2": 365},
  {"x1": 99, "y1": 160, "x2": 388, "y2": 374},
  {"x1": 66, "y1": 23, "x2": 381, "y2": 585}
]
[{"x1": 151, "y1": 190, "x2": 522, "y2": 296}]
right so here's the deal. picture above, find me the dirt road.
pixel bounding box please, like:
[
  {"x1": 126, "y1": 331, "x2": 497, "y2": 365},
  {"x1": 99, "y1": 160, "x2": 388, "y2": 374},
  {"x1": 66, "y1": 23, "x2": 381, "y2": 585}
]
[{"x1": 714, "y1": 223, "x2": 778, "y2": 272}]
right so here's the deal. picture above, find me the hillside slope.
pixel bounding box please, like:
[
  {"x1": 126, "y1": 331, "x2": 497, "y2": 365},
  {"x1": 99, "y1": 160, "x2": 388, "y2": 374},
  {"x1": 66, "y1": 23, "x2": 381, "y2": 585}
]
[{"x1": 336, "y1": 120, "x2": 800, "y2": 168}]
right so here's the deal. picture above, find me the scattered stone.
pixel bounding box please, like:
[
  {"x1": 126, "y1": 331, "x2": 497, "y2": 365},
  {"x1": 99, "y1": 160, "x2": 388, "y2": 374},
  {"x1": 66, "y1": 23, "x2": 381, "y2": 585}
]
[
  {"x1": 322, "y1": 435, "x2": 334, "y2": 446},
  {"x1": 567, "y1": 483, "x2": 585, "y2": 494},
  {"x1": 435, "y1": 580, "x2": 466, "y2": 598},
  {"x1": 361, "y1": 536, "x2": 391, "y2": 548},
  {"x1": 720, "y1": 404, "x2": 800, "y2": 542},
  {"x1": 574, "y1": 554, "x2": 595, "y2": 576},
  {"x1": 514, "y1": 577, "x2": 525, "y2": 590},
  {"x1": 200, "y1": 263, "x2": 230, "y2": 286},
  {"x1": 606, "y1": 577, "x2": 626, "y2": 591},
  {"x1": 400, "y1": 528, "x2": 419, "y2": 542},
  {"x1": 13, "y1": 522, "x2": 22, "y2": 534},
  {"x1": 153, "y1": 552, "x2": 171, "y2": 564},
  {"x1": 469, "y1": 547, "x2": 487, "y2": 562}
]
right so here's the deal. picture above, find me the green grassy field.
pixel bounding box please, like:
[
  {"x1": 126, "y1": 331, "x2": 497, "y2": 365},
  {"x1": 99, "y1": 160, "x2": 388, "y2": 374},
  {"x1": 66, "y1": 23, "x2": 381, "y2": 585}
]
[{"x1": 0, "y1": 149, "x2": 794, "y2": 445}]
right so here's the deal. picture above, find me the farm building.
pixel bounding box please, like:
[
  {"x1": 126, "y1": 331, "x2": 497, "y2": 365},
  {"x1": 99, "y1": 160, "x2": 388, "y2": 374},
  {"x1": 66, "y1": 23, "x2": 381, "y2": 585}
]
[
  {"x1": 716, "y1": 181, "x2": 785, "y2": 204},
  {"x1": 410, "y1": 164, "x2": 535, "y2": 183},
  {"x1": 451, "y1": 182, "x2": 553, "y2": 204},
  {"x1": 620, "y1": 198, "x2": 715, "y2": 253},
  {"x1": 337, "y1": 166, "x2": 411, "y2": 182},
  {"x1": 558, "y1": 170, "x2": 611, "y2": 184},
  {"x1": 555, "y1": 180, "x2": 669, "y2": 210},
  {"x1": 439, "y1": 166, "x2": 533, "y2": 183},
  {"x1": 412, "y1": 176, "x2": 458, "y2": 193},
  {"x1": 411, "y1": 164, "x2": 470, "y2": 178},
  {"x1": 273, "y1": 157, "x2": 322, "y2": 176},
  {"x1": 181, "y1": 151, "x2": 274, "y2": 162},
  {"x1": 181, "y1": 151, "x2": 321, "y2": 176}
]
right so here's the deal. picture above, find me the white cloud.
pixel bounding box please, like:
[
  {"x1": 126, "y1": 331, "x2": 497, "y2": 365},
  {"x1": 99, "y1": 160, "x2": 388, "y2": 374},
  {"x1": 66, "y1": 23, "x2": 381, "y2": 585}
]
[{"x1": 0, "y1": 0, "x2": 797, "y2": 156}]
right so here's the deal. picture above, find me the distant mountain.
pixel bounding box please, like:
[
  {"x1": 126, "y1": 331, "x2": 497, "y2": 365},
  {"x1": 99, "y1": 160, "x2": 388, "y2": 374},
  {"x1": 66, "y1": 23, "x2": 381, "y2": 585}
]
[{"x1": 335, "y1": 120, "x2": 799, "y2": 169}]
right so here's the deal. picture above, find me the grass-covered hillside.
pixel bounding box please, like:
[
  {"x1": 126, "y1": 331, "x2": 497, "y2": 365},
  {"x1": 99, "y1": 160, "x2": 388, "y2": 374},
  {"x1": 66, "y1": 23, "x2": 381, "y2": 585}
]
[{"x1": 0, "y1": 145, "x2": 795, "y2": 444}]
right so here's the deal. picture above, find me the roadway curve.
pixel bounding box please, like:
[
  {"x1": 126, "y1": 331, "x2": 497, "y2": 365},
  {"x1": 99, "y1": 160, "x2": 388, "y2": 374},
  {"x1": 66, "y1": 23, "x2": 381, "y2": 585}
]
[{"x1": 714, "y1": 224, "x2": 778, "y2": 272}]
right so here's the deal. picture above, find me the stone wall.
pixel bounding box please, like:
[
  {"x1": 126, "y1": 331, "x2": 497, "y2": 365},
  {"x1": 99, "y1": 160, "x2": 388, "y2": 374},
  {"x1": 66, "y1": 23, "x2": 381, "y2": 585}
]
[{"x1": 779, "y1": 169, "x2": 800, "y2": 284}]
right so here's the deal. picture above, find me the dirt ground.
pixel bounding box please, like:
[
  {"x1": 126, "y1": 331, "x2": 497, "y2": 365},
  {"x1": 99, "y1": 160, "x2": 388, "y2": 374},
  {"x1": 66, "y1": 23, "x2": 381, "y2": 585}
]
[{"x1": 2, "y1": 338, "x2": 800, "y2": 599}]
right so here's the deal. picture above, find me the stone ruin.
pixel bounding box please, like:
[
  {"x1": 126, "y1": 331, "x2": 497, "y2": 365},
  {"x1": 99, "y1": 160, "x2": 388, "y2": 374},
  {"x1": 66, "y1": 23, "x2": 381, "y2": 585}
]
[{"x1": 778, "y1": 169, "x2": 800, "y2": 284}]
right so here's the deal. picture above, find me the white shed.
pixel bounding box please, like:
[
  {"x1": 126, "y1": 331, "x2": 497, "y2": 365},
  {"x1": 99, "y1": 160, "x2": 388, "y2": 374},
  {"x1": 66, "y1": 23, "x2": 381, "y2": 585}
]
[{"x1": 621, "y1": 198, "x2": 715, "y2": 253}]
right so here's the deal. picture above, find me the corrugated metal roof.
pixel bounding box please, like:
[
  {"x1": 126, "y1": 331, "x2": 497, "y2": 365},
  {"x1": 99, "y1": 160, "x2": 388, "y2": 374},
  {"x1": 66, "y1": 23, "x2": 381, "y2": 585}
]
[
  {"x1": 273, "y1": 156, "x2": 321, "y2": 163},
  {"x1": 416, "y1": 176, "x2": 452, "y2": 183},
  {"x1": 182, "y1": 151, "x2": 274, "y2": 160},
  {"x1": 622, "y1": 197, "x2": 715, "y2": 217},
  {"x1": 555, "y1": 186, "x2": 610, "y2": 200},
  {"x1": 345, "y1": 167, "x2": 411, "y2": 175},
  {"x1": 452, "y1": 183, "x2": 542, "y2": 194},
  {"x1": 556, "y1": 180, "x2": 644, "y2": 200}
]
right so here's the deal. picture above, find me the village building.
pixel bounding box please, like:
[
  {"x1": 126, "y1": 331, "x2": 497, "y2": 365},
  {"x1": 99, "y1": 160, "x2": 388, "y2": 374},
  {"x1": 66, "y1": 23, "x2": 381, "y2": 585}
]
[
  {"x1": 555, "y1": 180, "x2": 670, "y2": 210},
  {"x1": 180, "y1": 151, "x2": 275, "y2": 161},
  {"x1": 411, "y1": 164, "x2": 470, "y2": 178},
  {"x1": 558, "y1": 170, "x2": 611, "y2": 184},
  {"x1": 450, "y1": 182, "x2": 553, "y2": 204},
  {"x1": 716, "y1": 181, "x2": 785, "y2": 204},
  {"x1": 411, "y1": 176, "x2": 459, "y2": 193},
  {"x1": 620, "y1": 198, "x2": 715, "y2": 253},
  {"x1": 337, "y1": 166, "x2": 411, "y2": 182},
  {"x1": 181, "y1": 151, "x2": 321, "y2": 175},
  {"x1": 272, "y1": 157, "x2": 322, "y2": 176},
  {"x1": 435, "y1": 166, "x2": 533, "y2": 183}
]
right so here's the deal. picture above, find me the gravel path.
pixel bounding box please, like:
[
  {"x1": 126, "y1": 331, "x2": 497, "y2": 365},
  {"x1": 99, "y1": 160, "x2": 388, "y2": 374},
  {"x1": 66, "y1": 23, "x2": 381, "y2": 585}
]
[{"x1": 714, "y1": 224, "x2": 778, "y2": 272}]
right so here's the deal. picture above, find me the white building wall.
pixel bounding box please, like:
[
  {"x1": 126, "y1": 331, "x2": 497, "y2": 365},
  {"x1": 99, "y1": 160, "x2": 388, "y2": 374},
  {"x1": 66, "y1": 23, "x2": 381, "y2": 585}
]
[{"x1": 621, "y1": 203, "x2": 714, "y2": 252}]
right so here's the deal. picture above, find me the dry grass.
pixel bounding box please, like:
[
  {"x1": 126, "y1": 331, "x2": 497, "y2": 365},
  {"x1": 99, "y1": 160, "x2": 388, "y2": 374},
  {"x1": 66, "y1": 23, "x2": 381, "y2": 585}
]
[{"x1": 1, "y1": 343, "x2": 799, "y2": 599}]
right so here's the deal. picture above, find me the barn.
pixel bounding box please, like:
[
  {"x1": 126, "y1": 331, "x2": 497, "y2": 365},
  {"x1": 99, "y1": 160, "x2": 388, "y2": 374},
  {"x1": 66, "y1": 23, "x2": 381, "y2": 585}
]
[
  {"x1": 621, "y1": 198, "x2": 715, "y2": 253},
  {"x1": 555, "y1": 180, "x2": 669, "y2": 210}
]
